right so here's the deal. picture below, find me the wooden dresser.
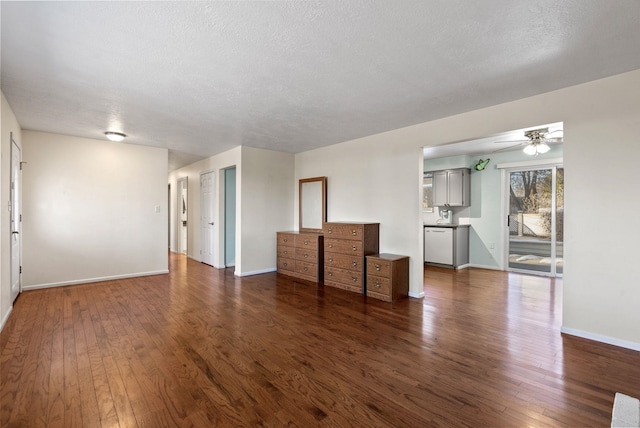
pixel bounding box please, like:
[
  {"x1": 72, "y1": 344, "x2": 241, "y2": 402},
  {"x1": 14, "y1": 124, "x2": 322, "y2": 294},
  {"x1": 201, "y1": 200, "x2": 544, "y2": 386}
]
[
  {"x1": 276, "y1": 231, "x2": 324, "y2": 283},
  {"x1": 366, "y1": 254, "x2": 409, "y2": 302},
  {"x1": 323, "y1": 222, "x2": 379, "y2": 294}
]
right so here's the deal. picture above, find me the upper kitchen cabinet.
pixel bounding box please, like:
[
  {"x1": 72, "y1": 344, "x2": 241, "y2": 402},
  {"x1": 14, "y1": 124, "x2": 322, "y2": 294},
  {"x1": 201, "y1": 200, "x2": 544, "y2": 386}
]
[{"x1": 432, "y1": 168, "x2": 470, "y2": 207}]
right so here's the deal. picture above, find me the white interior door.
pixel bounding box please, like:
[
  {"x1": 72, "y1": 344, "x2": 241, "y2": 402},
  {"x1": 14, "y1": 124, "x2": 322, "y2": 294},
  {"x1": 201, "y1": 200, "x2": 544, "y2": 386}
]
[
  {"x1": 10, "y1": 136, "x2": 22, "y2": 302},
  {"x1": 200, "y1": 171, "x2": 215, "y2": 266}
]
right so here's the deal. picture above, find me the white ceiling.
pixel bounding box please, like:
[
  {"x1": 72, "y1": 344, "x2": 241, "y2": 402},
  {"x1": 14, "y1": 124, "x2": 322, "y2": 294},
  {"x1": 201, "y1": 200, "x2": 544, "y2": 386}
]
[{"x1": 2, "y1": 1, "x2": 640, "y2": 171}]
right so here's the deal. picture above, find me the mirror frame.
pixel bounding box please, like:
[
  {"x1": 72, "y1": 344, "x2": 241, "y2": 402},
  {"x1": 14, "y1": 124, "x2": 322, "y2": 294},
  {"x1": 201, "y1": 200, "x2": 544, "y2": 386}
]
[{"x1": 299, "y1": 176, "x2": 327, "y2": 232}]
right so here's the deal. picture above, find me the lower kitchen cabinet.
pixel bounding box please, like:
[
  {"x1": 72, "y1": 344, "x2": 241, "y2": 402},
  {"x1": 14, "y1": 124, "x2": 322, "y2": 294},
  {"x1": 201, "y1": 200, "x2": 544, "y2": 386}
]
[{"x1": 423, "y1": 225, "x2": 469, "y2": 268}]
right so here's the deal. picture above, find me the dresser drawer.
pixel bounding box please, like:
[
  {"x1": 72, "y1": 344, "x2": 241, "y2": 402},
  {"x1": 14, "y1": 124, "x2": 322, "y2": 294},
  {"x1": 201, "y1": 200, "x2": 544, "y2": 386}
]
[
  {"x1": 295, "y1": 261, "x2": 317, "y2": 278},
  {"x1": 324, "y1": 266, "x2": 363, "y2": 288},
  {"x1": 325, "y1": 253, "x2": 362, "y2": 271},
  {"x1": 295, "y1": 247, "x2": 318, "y2": 263},
  {"x1": 367, "y1": 275, "x2": 391, "y2": 296},
  {"x1": 277, "y1": 257, "x2": 295, "y2": 272},
  {"x1": 324, "y1": 223, "x2": 363, "y2": 241},
  {"x1": 277, "y1": 245, "x2": 295, "y2": 259},
  {"x1": 366, "y1": 258, "x2": 392, "y2": 278},
  {"x1": 277, "y1": 233, "x2": 295, "y2": 246},
  {"x1": 295, "y1": 235, "x2": 319, "y2": 250},
  {"x1": 325, "y1": 239, "x2": 363, "y2": 256}
]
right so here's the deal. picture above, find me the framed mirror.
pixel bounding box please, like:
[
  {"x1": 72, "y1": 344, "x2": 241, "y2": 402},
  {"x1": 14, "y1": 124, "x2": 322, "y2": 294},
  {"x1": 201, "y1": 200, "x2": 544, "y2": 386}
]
[{"x1": 299, "y1": 176, "x2": 327, "y2": 232}]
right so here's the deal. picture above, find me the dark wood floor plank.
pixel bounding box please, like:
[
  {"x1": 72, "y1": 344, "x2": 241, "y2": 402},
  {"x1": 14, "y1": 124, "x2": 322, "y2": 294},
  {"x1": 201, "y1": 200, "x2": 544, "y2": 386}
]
[{"x1": 2, "y1": 255, "x2": 640, "y2": 427}]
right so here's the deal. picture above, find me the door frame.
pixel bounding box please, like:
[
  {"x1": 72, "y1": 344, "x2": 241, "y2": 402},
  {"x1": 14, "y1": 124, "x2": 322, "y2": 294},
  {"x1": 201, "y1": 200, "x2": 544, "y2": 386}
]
[
  {"x1": 499, "y1": 157, "x2": 563, "y2": 276},
  {"x1": 10, "y1": 133, "x2": 22, "y2": 302}
]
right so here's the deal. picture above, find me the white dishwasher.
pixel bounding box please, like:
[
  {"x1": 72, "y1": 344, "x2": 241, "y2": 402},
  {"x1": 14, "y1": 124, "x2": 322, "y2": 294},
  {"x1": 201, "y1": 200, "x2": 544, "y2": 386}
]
[{"x1": 424, "y1": 227, "x2": 453, "y2": 265}]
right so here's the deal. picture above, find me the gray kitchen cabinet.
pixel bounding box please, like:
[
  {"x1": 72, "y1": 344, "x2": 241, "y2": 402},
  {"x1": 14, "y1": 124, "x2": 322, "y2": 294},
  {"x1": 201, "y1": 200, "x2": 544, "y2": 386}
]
[
  {"x1": 424, "y1": 225, "x2": 469, "y2": 268},
  {"x1": 431, "y1": 168, "x2": 470, "y2": 207}
]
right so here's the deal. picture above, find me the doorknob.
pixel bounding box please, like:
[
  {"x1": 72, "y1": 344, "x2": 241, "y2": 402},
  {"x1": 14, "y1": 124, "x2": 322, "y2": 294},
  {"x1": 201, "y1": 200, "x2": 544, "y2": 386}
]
[
  {"x1": 208, "y1": 222, "x2": 214, "y2": 225},
  {"x1": 12, "y1": 231, "x2": 19, "y2": 235}
]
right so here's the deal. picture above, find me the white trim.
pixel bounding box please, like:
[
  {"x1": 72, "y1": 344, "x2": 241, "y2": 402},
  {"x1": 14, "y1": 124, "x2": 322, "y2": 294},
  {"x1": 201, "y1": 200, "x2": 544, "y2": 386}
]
[
  {"x1": 408, "y1": 291, "x2": 425, "y2": 298},
  {"x1": 234, "y1": 267, "x2": 277, "y2": 277},
  {"x1": 22, "y1": 270, "x2": 169, "y2": 291},
  {"x1": 213, "y1": 264, "x2": 226, "y2": 269},
  {"x1": 1, "y1": 306, "x2": 13, "y2": 332},
  {"x1": 467, "y1": 263, "x2": 503, "y2": 271},
  {"x1": 561, "y1": 326, "x2": 640, "y2": 352},
  {"x1": 455, "y1": 263, "x2": 470, "y2": 270},
  {"x1": 496, "y1": 157, "x2": 563, "y2": 170}
]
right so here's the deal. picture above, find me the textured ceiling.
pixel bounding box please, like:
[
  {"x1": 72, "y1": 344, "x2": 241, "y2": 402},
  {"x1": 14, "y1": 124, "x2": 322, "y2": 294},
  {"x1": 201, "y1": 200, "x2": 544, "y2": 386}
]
[{"x1": 2, "y1": 1, "x2": 640, "y2": 170}]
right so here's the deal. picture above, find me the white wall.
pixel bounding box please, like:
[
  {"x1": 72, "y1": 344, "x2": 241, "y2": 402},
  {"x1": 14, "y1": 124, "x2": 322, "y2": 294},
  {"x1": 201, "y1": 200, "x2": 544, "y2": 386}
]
[
  {"x1": 240, "y1": 147, "x2": 294, "y2": 275},
  {"x1": 424, "y1": 145, "x2": 563, "y2": 269},
  {"x1": 21, "y1": 131, "x2": 169, "y2": 288},
  {"x1": 295, "y1": 69, "x2": 640, "y2": 349},
  {"x1": 168, "y1": 146, "x2": 294, "y2": 276},
  {"x1": 1, "y1": 92, "x2": 22, "y2": 330}
]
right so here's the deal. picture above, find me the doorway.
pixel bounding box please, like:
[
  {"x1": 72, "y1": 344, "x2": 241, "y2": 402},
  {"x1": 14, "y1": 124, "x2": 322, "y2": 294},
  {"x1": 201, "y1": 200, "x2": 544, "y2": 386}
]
[
  {"x1": 200, "y1": 171, "x2": 215, "y2": 266},
  {"x1": 506, "y1": 165, "x2": 563, "y2": 276},
  {"x1": 10, "y1": 134, "x2": 22, "y2": 303},
  {"x1": 177, "y1": 177, "x2": 188, "y2": 255}
]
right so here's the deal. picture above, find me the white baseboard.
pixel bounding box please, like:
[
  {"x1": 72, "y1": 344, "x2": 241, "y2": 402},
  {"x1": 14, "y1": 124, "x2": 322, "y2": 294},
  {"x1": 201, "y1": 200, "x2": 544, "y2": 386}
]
[
  {"x1": 408, "y1": 291, "x2": 425, "y2": 298},
  {"x1": 0, "y1": 306, "x2": 13, "y2": 332},
  {"x1": 561, "y1": 326, "x2": 640, "y2": 352},
  {"x1": 467, "y1": 263, "x2": 503, "y2": 271},
  {"x1": 22, "y1": 270, "x2": 170, "y2": 291},
  {"x1": 234, "y1": 267, "x2": 277, "y2": 277}
]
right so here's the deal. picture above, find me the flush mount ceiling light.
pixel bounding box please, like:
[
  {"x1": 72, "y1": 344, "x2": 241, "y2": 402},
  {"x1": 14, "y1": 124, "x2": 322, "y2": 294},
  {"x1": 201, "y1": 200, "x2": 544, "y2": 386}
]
[{"x1": 104, "y1": 131, "x2": 126, "y2": 142}]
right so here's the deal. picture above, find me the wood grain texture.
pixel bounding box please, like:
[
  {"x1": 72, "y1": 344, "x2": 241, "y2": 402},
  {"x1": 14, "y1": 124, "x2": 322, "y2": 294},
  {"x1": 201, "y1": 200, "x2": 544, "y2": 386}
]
[{"x1": 2, "y1": 255, "x2": 640, "y2": 427}]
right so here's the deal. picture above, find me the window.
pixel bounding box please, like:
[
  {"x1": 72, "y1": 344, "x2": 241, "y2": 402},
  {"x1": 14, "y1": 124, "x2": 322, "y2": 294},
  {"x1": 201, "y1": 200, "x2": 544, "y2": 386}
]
[{"x1": 423, "y1": 173, "x2": 433, "y2": 212}]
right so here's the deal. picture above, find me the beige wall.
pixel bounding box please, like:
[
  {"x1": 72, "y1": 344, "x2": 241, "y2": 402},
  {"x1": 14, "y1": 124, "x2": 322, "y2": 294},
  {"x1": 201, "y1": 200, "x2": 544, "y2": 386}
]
[
  {"x1": 168, "y1": 146, "x2": 294, "y2": 276},
  {"x1": 295, "y1": 69, "x2": 640, "y2": 350},
  {"x1": 1, "y1": 93, "x2": 22, "y2": 329},
  {"x1": 21, "y1": 131, "x2": 169, "y2": 289}
]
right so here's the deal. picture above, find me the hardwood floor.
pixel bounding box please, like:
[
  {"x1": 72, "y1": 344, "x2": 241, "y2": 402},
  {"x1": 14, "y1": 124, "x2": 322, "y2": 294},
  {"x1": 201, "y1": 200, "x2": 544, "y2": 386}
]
[{"x1": 2, "y1": 255, "x2": 640, "y2": 427}]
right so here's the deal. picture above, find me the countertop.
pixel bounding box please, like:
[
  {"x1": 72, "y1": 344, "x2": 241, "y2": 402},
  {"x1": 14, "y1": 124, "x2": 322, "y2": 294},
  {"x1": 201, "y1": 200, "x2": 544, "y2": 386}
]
[{"x1": 424, "y1": 223, "x2": 470, "y2": 228}]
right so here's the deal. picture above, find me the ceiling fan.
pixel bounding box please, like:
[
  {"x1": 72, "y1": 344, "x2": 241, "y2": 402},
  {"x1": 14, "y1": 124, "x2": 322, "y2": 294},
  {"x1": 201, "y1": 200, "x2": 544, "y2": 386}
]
[{"x1": 493, "y1": 127, "x2": 563, "y2": 155}]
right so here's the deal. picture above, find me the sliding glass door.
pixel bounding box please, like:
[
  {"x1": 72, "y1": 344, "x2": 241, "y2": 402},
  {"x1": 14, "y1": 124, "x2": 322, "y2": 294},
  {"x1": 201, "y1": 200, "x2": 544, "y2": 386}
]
[{"x1": 507, "y1": 166, "x2": 563, "y2": 276}]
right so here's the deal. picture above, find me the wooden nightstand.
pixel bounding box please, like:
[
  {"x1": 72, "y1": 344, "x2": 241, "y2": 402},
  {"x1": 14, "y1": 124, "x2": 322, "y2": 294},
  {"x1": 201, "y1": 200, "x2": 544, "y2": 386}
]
[{"x1": 366, "y1": 254, "x2": 409, "y2": 302}]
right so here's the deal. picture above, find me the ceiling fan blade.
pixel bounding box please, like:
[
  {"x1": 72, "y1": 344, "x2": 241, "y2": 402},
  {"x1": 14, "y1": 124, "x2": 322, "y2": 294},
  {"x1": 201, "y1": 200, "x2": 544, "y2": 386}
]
[
  {"x1": 493, "y1": 139, "x2": 528, "y2": 144},
  {"x1": 492, "y1": 143, "x2": 523, "y2": 153},
  {"x1": 542, "y1": 137, "x2": 563, "y2": 143}
]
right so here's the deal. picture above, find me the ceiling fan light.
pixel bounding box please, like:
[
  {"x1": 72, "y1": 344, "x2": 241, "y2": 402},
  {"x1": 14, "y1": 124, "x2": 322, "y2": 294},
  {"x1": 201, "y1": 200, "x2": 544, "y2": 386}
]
[
  {"x1": 537, "y1": 142, "x2": 551, "y2": 154},
  {"x1": 104, "y1": 131, "x2": 126, "y2": 142},
  {"x1": 523, "y1": 144, "x2": 537, "y2": 155}
]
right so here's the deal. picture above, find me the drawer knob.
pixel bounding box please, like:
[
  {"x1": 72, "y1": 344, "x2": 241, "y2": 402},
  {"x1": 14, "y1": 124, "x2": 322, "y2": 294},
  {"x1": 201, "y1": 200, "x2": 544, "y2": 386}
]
[
  {"x1": 352, "y1": 277, "x2": 358, "y2": 282},
  {"x1": 304, "y1": 254, "x2": 309, "y2": 258},
  {"x1": 283, "y1": 250, "x2": 288, "y2": 255},
  {"x1": 304, "y1": 267, "x2": 308, "y2": 271},
  {"x1": 374, "y1": 282, "x2": 381, "y2": 288},
  {"x1": 375, "y1": 264, "x2": 381, "y2": 271},
  {"x1": 351, "y1": 230, "x2": 357, "y2": 236},
  {"x1": 328, "y1": 244, "x2": 333, "y2": 248},
  {"x1": 304, "y1": 240, "x2": 309, "y2": 245},
  {"x1": 283, "y1": 262, "x2": 288, "y2": 267},
  {"x1": 328, "y1": 272, "x2": 333, "y2": 277},
  {"x1": 283, "y1": 238, "x2": 288, "y2": 242},
  {"x1": 352, "y1": 261, "x2": 357, "y2": 267},
  {"x1": 328, "y1": 228, "x2": 332, "y2": 234},
  {"x1": 352, "y1": 246, "x2": 357, "y2": 251},
  {"x1": 328, "y1": 257, "x2": 333, "y2": 262}
]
